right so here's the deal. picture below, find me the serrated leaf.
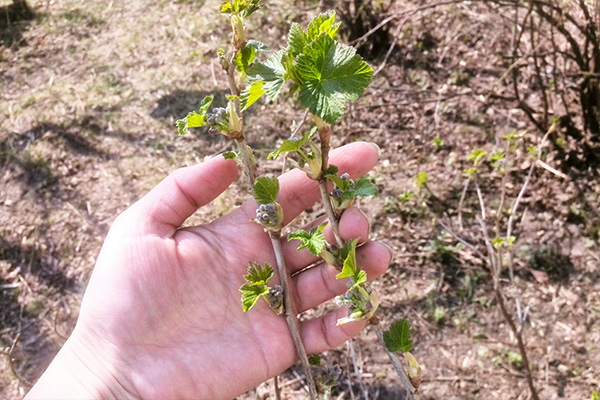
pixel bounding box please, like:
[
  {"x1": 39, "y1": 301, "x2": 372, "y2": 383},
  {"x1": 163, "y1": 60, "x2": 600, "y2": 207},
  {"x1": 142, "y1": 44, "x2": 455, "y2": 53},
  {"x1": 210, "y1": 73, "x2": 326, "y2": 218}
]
[
  {"x1": 247, "y1": 40, "x2": 270, "y2": 52},
  {"x1": 241, "y1": 80, "x2": 265, "y2": 111},
  {"x1": 288, "y1": 223, "x2": 327, "y2": 256},
  {"x1": 287, "y1": 22, "x2": 306, "y2": 57},
  {"x1": 353, "y1": 178, "x2": 378, "y2": 197},
  {"x1": 175, "y1": 118, "x2": 189, "y2": 136},
  {"x1": 296, "y1": 34, "x2": 373, "y2": 124},
  {"x1": 240, "y1": 284, "x2": 270, "y2": 312},
  {"x1": 306, "y1": 11, "x2": 340, "y2": 43},
  {"x1": 324, "y1": 164, "x2": 339, "y2": 175},
  {"x1": 253, "y1": 176, "x2": 279, "y2": 204},
  {"x1": 247, "y1": 50, "x2": 286, "y2": 100},
  {"x1": 336, "y1": 238, "x2": 360, "y2": 279},
  {"x1": 175, "y1": 96, "x2": 214, "y2": 135},
  {"x1": 268, "y1": 129, "x2": 314, "y2": 159},
  {"x1": 383, "y1": 319, "x2": 414, "y2": 353},
  {"x1": 235, "y1": 44, "x2": 256, "y2": 74},
  {"x1": 220, "y1": 0, "x2": 260, "y2": 17},
  {"x1": 288, "y1": 12, "x2": 340, "y2": 57},
  {"x1": 244, "y1": 262, "x2": 274, "y2": 285}
]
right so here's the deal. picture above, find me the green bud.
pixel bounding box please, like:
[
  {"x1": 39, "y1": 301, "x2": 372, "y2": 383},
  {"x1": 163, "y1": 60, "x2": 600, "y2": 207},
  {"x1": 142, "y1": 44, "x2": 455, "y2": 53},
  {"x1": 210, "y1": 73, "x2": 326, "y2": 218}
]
[
  {"x1": 231, "y1": 15, "x2": 246, "y2": 49},
  {"x1": 227, "y1": 101, "x2": 242, "y2": 134}
]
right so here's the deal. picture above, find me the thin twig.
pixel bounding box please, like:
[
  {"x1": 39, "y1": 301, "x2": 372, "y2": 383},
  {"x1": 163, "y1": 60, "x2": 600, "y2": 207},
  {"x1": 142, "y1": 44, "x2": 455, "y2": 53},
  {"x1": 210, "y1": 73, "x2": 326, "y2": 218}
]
[
  {"x1": 371, "y1": 320, "x2": 418, "y2": 400},
  {"x1": 270, "y1": 235, "x2": 318, "y2": 399},
  {"x1": 2, "y1": 333, "x2": 32, "y2": 387},
  {"x1": 457, "y1": 178, "x2": 470, "y2": 231},
  {"x1": 348, "y1": 339, "x2": 368, "y2": 400},
  {"x1": 282, "y1": 110, "x2": 311, "y2": 175},
  {"x1": 224, "y1": 29, "x2": 316, "y2": 399},
  {"x1": 273, "y1": 375, "x2": 282, "y2": 400},
  {"x1": 319, "y1": 180, "x2": 344, "y2": 247}
]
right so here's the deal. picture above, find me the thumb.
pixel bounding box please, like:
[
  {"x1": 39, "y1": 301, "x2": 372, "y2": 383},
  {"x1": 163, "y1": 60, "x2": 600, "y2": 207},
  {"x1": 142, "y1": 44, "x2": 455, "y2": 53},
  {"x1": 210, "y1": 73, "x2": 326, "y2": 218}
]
[{"x1": 123, "y1": 156, "x2": 238, "y2": 237}]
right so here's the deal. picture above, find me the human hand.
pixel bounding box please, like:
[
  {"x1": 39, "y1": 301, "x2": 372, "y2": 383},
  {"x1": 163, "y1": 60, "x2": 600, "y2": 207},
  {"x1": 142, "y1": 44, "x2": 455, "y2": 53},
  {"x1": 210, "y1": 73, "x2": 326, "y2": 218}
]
[{"x1": 26, "y1": 142, "x2": 391, "y2": 400}]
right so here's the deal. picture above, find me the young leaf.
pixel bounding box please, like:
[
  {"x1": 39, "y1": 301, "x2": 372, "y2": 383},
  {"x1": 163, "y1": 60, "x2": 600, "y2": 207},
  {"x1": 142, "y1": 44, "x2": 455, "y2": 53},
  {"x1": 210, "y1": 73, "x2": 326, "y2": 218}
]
[
  {"x1": 241, "y1": 80, "x2": 265, "y2": 111},
  {"x1": 288, "y1": 223, "x2": 328, "y2": 256},
  {"x1": 306, "y1": 11, "x2": 340, "y2": 43},
  {"x1": 240, "y1": 284, "x2": 270, "y2": 312},
  {"x1": 220, "y1": 0, "x2": 260, "y2": 17},
  {"x1": 235, "y1": 44, "x2": 256, "y2": 74},
  {"x1": 415, "y1": 171, "x2": 428, "y2": 189},
  {"x1": 336, "y1": 238, "x2": 367, "y2": 289},
  {"x1": 268, "y1": 129, "x2": 315, "y2": 159},
  {"x1": 244, "y1": 262, "x2": 274, "y2": 285},
  {"x1": 175, "y1": 96, "x2": 214, "y2": 135},
  {"x1": 353, "y1": 177, "x2": 378, "y2": 197},
  {"x1": 253, "y1": 176, "x2": 279, "y2": 204},
  {"x1": 247, "y1": 50, "x2": 286, "y2": 100},
  {"x1": 383, "y1": 319, "x2": 414, "y2": 353},
  {"x1": 223, "y1": 151, "x2": 238, "y2": 159},
  {"x1": 296, "y1": 34, "x2": 373, "y2": 124},
  {"x1": 287, "y1": 12, "x2": 340, "y2": 57},
  {"x1": 287, "y1": 23, "x2": 307, "y2": 57},
  {"x1": 247, "y1": 39, "x2": 269, "y2": 52}
]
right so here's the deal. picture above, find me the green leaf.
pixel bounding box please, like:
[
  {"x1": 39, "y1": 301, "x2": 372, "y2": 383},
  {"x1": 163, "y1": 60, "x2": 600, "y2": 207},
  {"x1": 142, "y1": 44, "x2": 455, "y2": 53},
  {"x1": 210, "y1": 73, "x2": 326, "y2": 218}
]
[
  {"x1": 308, "y1": 354, "x2": 322, "y2": 366},
  {"x1": 223, "y1": 151, "x2": 238, "y2": 159},
  {"x1": 324, "y1": 164, "x2": 339, "y2": 175},
  {"x1": 253, "y1": 176, "x2": 279, "y2": 204},
  {"x1": 325, "y1": 174, "x2": 349, "y2": 191},
  {"x1": 288, "y1": 12, "x2": 340, "y2": 57},
  {"x1": 336, "y1": 239, "x2": 358, "y2": 279},
  {"x1": 241, "y1": 80, "x2": 265, "y2": 111},
  {"x1": 235, "y1": 44, "x2": 256, "y2": 74},
  {"x1": 336, "y1": 238, "x2": 366, "y2": 289},
  {"x1": 296, "y1": 34, "x2": 373, "y2": 124},
  {"x1": 247, "y1": 50, "x2": 286, "y2": 100},
  {"x1": 383, "y1": 319, "x2": 414, "y2": 353},
  {"x1": 240, "y1": 284, "x2": 270, "y2": 312},
  {"x1": 306, "y1": 11, "x2": 340, "y2": 43},
  {"x1": 247, "y1": 40, "x2": 270, "y2": 52},
  {"x1": 353, "y1": 177, "x2": 378, "y2": 197},
  {"x1": 288, "y1": 223, "x2": 327, "y2": 256},
  {"x1": 175, "y1": 96, "x2": 214, "y2": 135},
  {"x1": 220, "y1": 0, "x2": 260, "y2": 17},
  {"x1": 415, "y1": 171, "x2": 428, "y2": 189},
  {"x1": 244, "y1": 262, "x2": 274, "y2": 285},
  {"x1": 268, "y1": 129, "x2": 314, "y2": 159},
  {"x1": 287, "y1": 22, "x2": 307, "y2": 57}
]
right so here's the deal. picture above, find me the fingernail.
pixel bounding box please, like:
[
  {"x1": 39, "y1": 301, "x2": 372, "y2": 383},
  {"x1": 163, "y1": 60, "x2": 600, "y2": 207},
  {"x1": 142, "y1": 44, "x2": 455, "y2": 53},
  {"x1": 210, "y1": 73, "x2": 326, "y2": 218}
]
[
  {"x1": 382, "y1": 242, "x2": 395, "y2": 263},
  {"x1": 370, "y1": 142, "x2": 381, "y2": 158},
  {"x1": 356, "y1": 207, "x2": 372, "y2": 233}
]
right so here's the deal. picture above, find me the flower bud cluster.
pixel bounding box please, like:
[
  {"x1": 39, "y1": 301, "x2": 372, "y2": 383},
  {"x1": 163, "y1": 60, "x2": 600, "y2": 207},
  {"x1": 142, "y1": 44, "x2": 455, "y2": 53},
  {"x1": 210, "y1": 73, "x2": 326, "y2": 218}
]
[
  {"x1": 205, "y1": 107, "x2": 229, "y2": 133},
  {"x1": 313, "y1": 364, "x2": 342, "y2": 388},
  {"x1": 266, "y1": 284, "x2": 284, "y2": 315},
  {"x1": 255, "y1": 202, "x2": 283, "y2": 230},
  {"x1": 331, "y1": 173, "x2": 354, "y2": 198}
]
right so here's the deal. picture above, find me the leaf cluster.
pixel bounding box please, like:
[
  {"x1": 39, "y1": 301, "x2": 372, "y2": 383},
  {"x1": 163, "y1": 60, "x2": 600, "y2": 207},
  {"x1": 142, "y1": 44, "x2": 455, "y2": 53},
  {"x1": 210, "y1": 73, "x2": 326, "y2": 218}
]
[
  {"x1": 220, "y1": 0, "x2": 260, "y2": 17},
  {"x1": 288, "y1": 223, "x2": 328, "y2": 257},
  {"x1": 242, "y1": 11, "x2": 373, "y2": 124},
  {"x1": 239, "y1": 262, "x2": 274, "y2": 312}
]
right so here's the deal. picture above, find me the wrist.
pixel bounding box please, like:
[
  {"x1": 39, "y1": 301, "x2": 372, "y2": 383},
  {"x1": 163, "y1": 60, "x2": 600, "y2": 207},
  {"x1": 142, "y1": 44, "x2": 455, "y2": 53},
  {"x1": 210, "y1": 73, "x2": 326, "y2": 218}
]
[{"x1": 25, "y1": 328, "x2": 139, "y2": 400}]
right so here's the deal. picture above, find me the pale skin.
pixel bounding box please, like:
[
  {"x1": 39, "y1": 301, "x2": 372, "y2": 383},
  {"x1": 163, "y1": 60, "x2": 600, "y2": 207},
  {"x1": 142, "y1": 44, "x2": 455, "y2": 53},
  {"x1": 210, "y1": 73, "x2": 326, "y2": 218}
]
[{"x1": 25, "y1": 142, "x2": 391, "y2": 400}]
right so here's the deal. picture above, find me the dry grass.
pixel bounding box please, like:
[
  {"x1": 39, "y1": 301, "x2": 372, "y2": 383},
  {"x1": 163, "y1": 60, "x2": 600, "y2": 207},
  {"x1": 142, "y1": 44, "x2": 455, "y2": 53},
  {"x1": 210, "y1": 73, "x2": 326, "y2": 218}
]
[{"x1": 1, "y1": 0, "x2": 599, "y2": 399}]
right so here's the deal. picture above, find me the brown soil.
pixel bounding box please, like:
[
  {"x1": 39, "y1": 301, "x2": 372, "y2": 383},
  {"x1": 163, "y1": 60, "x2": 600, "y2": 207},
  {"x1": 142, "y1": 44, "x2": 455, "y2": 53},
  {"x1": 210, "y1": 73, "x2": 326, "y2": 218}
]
[{"x1": 1, "y1": 0, "x2": 599, "y2": 399}]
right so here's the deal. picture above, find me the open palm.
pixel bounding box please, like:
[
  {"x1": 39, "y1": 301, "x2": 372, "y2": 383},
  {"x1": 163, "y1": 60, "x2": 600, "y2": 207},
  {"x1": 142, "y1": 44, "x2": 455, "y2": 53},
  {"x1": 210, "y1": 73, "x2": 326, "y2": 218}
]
[{"x1": 27, "y1": 142, "x2": 390, "y2": 400}]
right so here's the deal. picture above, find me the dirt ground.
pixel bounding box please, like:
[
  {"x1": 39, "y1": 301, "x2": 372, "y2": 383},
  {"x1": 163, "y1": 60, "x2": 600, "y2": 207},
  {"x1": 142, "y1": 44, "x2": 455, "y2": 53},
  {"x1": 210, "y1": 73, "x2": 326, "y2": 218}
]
[{"x1": 1, "y1": 0, "x2": 599, "y2": 399}]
